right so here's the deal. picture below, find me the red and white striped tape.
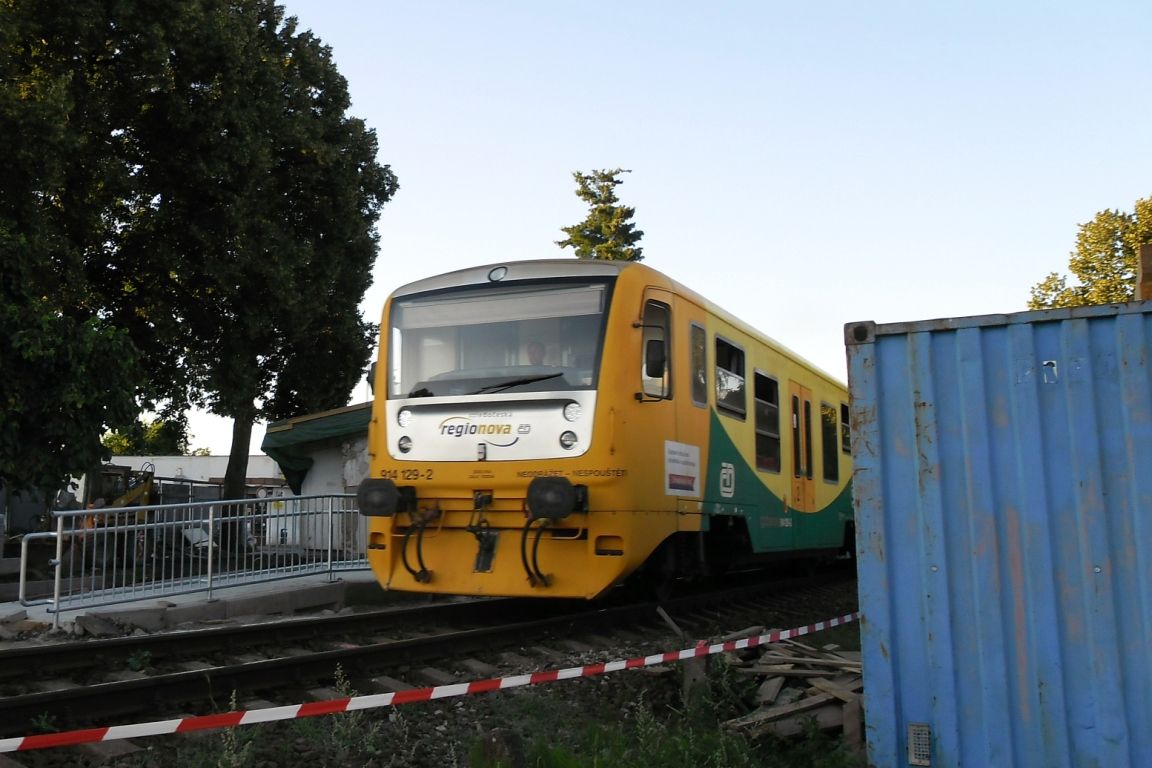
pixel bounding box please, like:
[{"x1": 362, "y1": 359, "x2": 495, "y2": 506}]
[{"x1": 0, "y1": 611, "x2": 860, "y2": 753}]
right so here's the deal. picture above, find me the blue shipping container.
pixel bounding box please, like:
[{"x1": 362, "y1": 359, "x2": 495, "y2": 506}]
[{"x1": 845, "y1": 301, "x2": 1152, "y2": 768}]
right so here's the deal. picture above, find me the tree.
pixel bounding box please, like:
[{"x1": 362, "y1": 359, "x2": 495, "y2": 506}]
[
  {"x1": 2, "y1": 0, "x2": 398, "y2": 500},
  {"x1": 0, "y1": 4, "x2": 144, "y2": 494},
  {"x1": 103, "y1": 1, "x2": 398, "y2": 498},
  {"x1": 0, "y1": 262, "x2": 142, "y2": 493},
  {"x1": 103, "y1": 418, "x2": 190, "y2": 457},
  {"x1": 1029, "y1": 197, "x2": 1152, "y2": 309},
  {"x1": 557, "y1": 168, "x2": 644, "y2": 261}
]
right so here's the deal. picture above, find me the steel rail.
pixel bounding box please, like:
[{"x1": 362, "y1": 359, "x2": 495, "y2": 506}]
[{"x1": 0, "y1": 570, "x2": 856, "y2": 738}]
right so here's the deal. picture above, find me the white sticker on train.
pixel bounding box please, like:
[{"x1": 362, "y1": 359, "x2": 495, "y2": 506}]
[{"x1": 665, "y1": 441, "x2": 700, "y2": 497}]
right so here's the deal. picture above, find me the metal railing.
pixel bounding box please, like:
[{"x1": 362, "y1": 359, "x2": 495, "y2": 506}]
[{"x1": 18, "y1": 494, "x2": 369, "y2": 615}]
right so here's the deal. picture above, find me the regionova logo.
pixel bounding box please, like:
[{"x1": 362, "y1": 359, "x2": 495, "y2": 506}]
[{"x1": 438, "y1": 416, "x2": 520, "y2": 447}]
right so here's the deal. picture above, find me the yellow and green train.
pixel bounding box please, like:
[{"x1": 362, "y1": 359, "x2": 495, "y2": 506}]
[{"x1": 357, "y1": 259, "x2": 853, "y2": 599}]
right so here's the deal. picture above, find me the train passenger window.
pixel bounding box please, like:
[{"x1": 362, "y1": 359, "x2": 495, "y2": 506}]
[
  {"x1": 715, "y1": 337, "x2": 745, "y2": 418},
  {"x1": 840, "y1": 402, "x2": 851, "y2": 454},
  {"x1": 690, "y1": 323, "x2": 707, "y2": 407},
  {"x1": 641, "y1": 300, "x2": 671, "y2": 399},
  {"x1": 754, "y1": 373, "x2": 780, "y2": 472},
  {"x1": 821, "y1": 403, "x2": 839, "y2": 483}
]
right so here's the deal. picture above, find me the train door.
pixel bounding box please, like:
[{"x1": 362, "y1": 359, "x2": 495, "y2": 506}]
[
  {"x1": 641, "y1": 289, "x2": 706, "y2": 456},
  {"x1": 637, "y1": 289, "x2": 689, "y2": 503},
  {"x1": 788, "y1": 381, "x2": 815, "y2": 513},
  {"x1": 639, "y1": 291, "x2": 673, "y2": 405}
]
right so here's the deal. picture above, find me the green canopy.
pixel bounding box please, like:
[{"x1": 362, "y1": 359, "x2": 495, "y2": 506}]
[{"x1": 261, "y1": 403, "x2": 371, "y2": 493}]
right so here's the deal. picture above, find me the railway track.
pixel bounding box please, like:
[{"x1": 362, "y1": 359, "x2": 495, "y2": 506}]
[{"x1": 0, "y1": 569, "x2": 858, "y2": 742}]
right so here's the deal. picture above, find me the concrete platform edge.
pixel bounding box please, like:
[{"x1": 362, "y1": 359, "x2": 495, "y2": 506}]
[{"x1": 2, "y1": 571, "x2": 389, "y2": 634}]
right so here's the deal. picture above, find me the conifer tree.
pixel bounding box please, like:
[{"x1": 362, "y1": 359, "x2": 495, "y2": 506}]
[{"x1": 557, "y1": 168, "x2": 644, "y2": 261}]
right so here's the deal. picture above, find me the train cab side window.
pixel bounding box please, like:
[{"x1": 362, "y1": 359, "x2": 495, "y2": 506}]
[
  {"x1": 840, "y1": 402, "x2": 851, "y2": 455},
  {"x1": 690, "y1": 323, "x2": 707, "y2": 407},
  {"x1": 754, "y1": 373, "x2": 781, "y2": 472},
  {"x1": 821, "y1": 402, "x2": 839, "y2": 483},
  {"x1": 641, "y1": 300, "x2": 671, "y2": 399},
  {"x1": 715, "y1": 337, "x2": 746, "y2": 418}
]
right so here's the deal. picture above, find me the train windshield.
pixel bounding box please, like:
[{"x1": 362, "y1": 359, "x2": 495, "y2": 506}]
[{"x1": 388, "y1": 280, "x2": 612, "y2": 398}]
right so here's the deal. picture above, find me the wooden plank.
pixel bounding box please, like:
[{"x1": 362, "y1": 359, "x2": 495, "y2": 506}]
[
  {"x1": 764, "y1": 641, "x2": 798, "y2": 657},
  {"x1": 780, "y1": 638, "x2": 822, "y2": 654},
  {"x1": 807, "y1": 677, "x2": 861, "y2": 703},
  {"x1": 756, "y1": 676, "x2": 786, "y2": 705},
  {"x1": 726, "y1": 691, "x2": 839, "y2": 729},
  {"x1": 773, "y1": 687, "x2": 806, "y2": 708},
  {"x1": 747, "y1": 667, "x2": 833, "y2": 678},
  {"x1": 752, "y1": 703, "x2": 844, "y2": 738},
  {"x1": 842, "y1": 698, "x2": 864, "y2": 756},
  {"x1": 718, "y1": 625, "x2": 766, "y2": 642},
  {"x1": 755, "y1": 653, "x2": 862, "y2": 671}
]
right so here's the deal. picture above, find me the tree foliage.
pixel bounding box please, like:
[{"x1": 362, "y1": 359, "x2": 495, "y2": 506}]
[
  {"x1": 0, "y1": 5, "x2": 143, "y2": 494},
  {"x1": 1029, "y1": 197, "x2": 1152, "y2": 309},
  {"x1": 103, "y1": 418, "x2": 190, "y2": 457},
  {"x1": 1, "y1": 0, "x2": 398, "y2": 497},
  {"x1": 0, "y1": 275, "x2": 141, "y2": 493},
  {"x1": 557, "y1": 168, "x2": 644, "y2": 261}
]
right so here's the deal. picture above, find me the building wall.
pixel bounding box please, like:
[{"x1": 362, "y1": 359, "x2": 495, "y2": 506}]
[
  {"x1": 296, "y1": 436, "x2": 369, "y2": 496},
  {"x1": 115, "y1": 455, "x2": 285, "y2": 486}
]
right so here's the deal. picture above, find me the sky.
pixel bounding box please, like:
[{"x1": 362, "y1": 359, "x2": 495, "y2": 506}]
[{"x1": 187, "y1": 0, "x2": 1152, "y2": 454}]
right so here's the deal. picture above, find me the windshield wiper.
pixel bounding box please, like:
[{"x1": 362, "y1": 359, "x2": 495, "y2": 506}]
[{"x1": 471, "y1": 372, "x2": 563, "y2": 395}]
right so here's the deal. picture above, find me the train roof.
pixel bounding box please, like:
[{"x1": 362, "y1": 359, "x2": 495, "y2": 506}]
[
  {"x1": 389, "y1": 259, "x2": 845, "y2": 388},
  {"x1": 390, "y1": 259, "x2": 627, "y2": 295}
]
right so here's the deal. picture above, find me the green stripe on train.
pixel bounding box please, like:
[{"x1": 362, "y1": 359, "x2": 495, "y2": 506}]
[{"x1": 700, "y1": 411, "x2": 852, "y2": 553}]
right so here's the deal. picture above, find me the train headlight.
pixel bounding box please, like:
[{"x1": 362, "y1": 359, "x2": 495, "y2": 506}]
[
  {"x1": 398, "y1": 436, "x2": 413, "y2": 454},
  {"x1": 357, "y1": 478, "x2": 399, "y2": 517},
  {"x1": 397, "y1": 408, "x2": 412, "y2": 427},
  {"x1": 559, "y1": 431, "x2": 578, "y2": 450},
  {"x1": 562, "y1": 402, "x2": 582, "y2": 422}
]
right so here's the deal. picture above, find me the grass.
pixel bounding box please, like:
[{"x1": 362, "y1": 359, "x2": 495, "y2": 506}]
[
  {"x1": 90, "y1": 653, "x2": 866, "y2": 768},
  {"x1": 467, "y1": 658, "x2": 867, "y2": 768},
  {"x1": 22, "y1": 620, "x2": 866, "y2": 767}
]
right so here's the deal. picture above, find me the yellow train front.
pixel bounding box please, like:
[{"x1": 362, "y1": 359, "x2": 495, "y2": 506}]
[{"x1": 357, "y1": 260, "x2": 853, "y2": 599}]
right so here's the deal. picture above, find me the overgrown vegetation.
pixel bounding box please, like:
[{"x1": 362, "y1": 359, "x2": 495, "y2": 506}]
[{"x1": 59, "y1": 650, "x2": 866, "y2": 768}]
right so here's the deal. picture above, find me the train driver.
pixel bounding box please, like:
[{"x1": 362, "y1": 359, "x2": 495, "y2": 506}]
[{"x1": 526, "y1": 339, "x2": 546, "y2": 366}]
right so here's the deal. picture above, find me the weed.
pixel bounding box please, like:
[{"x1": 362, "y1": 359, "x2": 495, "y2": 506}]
[
  {"x1": 329, "y1": 664, "x2": 384, "y2": 760},
  {"x1": 754, "y1": 718, "x2": 868, "y2": 768},
  {"x1": 29, "y1": 711, "x2": 57, "y2": 734},
  {"x1": 465, "y1": 653, "x2": 860, "y2": 768},
  {"x1": 382, "y1": 709, "x2": 424, "y2": 767},
  {"x1": 127, "y1": 649, "x2": 152, "y2": 672},
  {"x1": 215, "y1": 691, "x2": 255, "y2": 768},
  {"x1": 682, "y1": 653, "x2": 758, "y2": 725}
]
